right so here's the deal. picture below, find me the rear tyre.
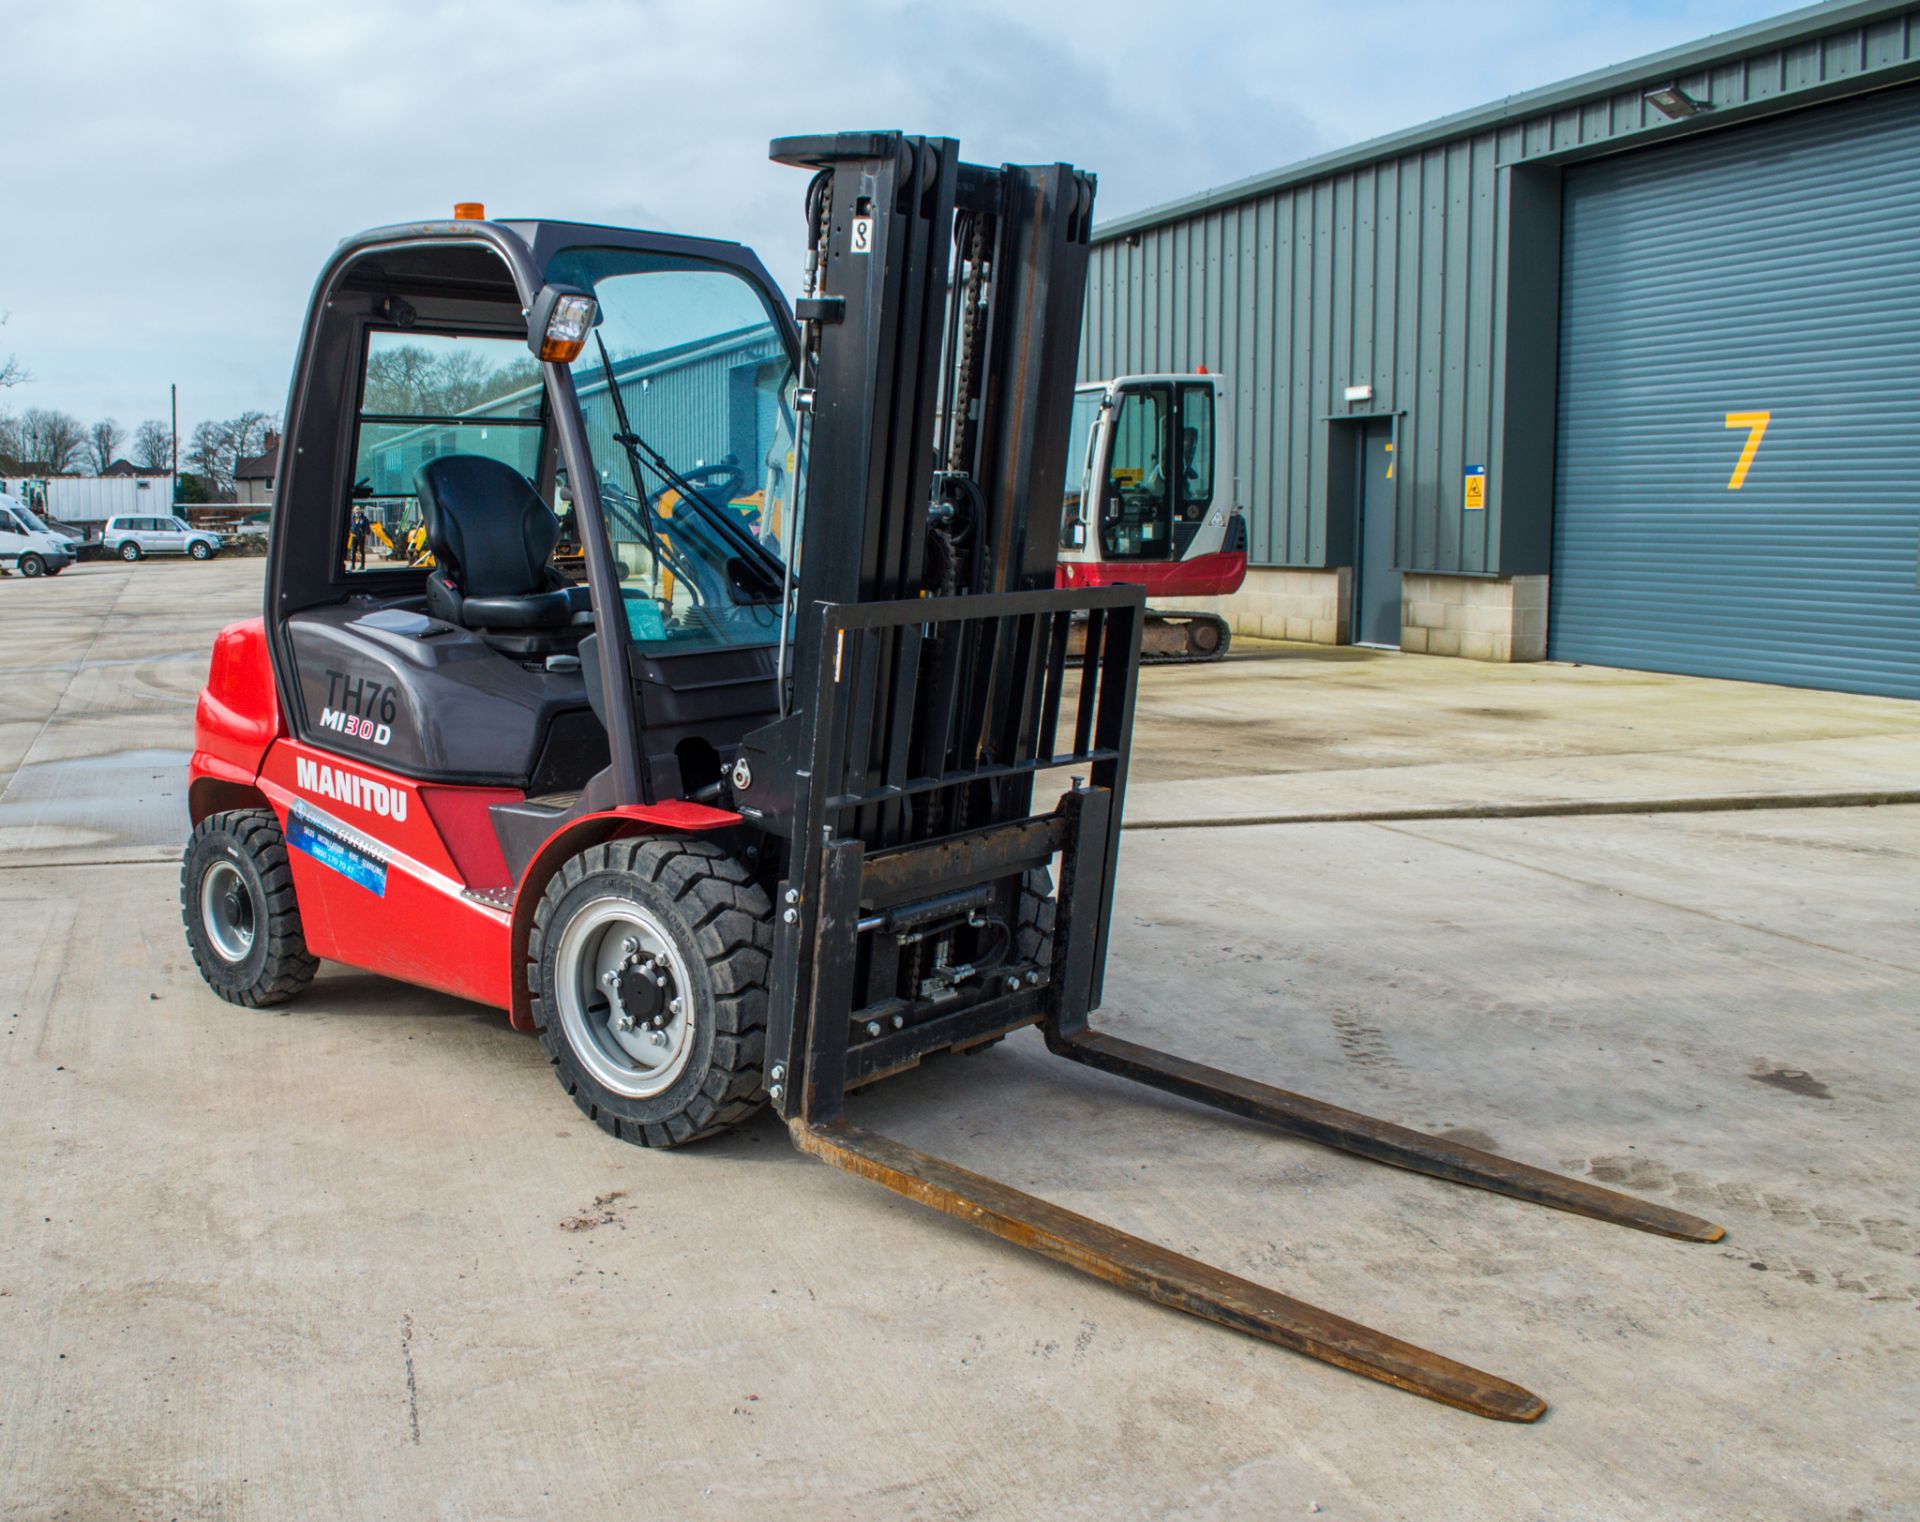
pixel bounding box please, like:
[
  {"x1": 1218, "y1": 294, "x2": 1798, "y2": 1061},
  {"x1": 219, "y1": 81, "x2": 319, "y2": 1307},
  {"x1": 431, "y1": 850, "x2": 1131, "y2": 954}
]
[
  {"x1": 118, "y1": 541, "x2": 141, "y2": 562},
  {"x1": 17, "y1": 554, "x2": 44, "y2": 579},
  {"x1": 530, "y1": 837, "x2": 772, "y2": 1148},
  {"x1": 189, "y1": 540, "x2": 213, "y2": 561},
  {"x1": 180, "y1": 809, "x2": 318, "y2": 1007}
]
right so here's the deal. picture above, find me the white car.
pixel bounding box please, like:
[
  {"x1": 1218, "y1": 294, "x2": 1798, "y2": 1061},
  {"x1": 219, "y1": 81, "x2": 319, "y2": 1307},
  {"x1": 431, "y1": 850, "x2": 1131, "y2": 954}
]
[
  {"x1": 104, "y1": 513, "x2": 224, "y2": 562},
  {"x1": 0, "y1": 493, "x2": 77, "y2": 578}
]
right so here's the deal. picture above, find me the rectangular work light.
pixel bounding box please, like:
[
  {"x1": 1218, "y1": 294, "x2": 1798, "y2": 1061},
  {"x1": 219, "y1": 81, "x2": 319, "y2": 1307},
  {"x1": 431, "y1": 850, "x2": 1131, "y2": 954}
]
[{"x1": 1645, "y1": 84, "x2": 1711, "y2": 119}]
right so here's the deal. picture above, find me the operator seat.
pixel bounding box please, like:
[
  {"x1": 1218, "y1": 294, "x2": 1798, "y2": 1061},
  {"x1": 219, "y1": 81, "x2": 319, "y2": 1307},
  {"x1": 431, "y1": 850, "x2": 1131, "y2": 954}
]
[{"x1": 414, "y1": 455, "x2": 588, "y2": 651}]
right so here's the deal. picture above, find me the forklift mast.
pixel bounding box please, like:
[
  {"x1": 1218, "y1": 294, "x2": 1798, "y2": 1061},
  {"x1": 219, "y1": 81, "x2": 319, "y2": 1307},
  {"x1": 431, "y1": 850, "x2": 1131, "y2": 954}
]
[{"x1": 734, "y1": 133, "x2": 1139, "y2": 1127}]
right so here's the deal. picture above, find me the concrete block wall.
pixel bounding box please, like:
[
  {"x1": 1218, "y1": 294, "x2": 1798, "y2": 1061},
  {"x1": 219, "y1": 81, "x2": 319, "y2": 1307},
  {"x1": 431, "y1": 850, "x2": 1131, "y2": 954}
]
[
  {"x1": 1400, "y1": 573, "x2": 1548, "y2": 662},
  {"x1": 1198, "y1": 567, "x2": 1352, "y2": 645}
]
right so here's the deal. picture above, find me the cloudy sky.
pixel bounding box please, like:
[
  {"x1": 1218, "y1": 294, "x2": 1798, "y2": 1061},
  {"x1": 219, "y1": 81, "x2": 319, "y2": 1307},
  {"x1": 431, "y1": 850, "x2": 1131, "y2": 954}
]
[{"x1": 2, "y1": 0, "x2": 1801, "y2": 445}]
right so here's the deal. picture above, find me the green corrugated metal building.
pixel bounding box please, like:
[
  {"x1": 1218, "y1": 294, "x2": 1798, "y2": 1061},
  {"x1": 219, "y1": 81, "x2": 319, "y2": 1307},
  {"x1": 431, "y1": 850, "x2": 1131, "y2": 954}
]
[{"x1": 1078, "y1": 0, "x2": 1920, "y2": 697}]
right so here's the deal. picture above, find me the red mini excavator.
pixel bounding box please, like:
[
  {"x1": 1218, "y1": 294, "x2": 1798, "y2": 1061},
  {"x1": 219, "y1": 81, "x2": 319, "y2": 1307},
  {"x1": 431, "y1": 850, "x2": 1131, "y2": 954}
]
[
  {"x1": 181, "y1": 131, "x2": 1721, "y2": 1421},
  {"x1": 1057, "y1": 371, "x2": 1246, "y2": 661}
]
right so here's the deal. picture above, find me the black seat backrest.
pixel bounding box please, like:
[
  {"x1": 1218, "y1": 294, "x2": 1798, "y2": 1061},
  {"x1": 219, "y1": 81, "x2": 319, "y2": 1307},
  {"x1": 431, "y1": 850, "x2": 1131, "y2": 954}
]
[{"x1": 416, "y1": 455, "x2": 559, "y2": 597}]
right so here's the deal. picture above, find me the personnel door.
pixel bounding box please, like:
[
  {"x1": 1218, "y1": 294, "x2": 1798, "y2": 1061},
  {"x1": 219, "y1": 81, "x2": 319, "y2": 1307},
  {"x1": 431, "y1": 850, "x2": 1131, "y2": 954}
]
[{"x1": 1351, "y1": 421, "x2": 1399, "y2": 646}]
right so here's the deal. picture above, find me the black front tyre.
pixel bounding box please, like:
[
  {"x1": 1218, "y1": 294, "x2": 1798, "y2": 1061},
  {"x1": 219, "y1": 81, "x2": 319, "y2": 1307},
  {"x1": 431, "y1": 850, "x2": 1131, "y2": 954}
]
[
  {"x1": 181, "y1": 809, "x2": 318, "y2": 1007},
  {"x1": 189, "y1": 540, "x2": 213, "y2": 561},
  {"x1": 17, "y1": 554, "x2": 44, "y2": 578},
  {"x1": 530, "y1": 837, "x2": 772, "y2": 1148}
]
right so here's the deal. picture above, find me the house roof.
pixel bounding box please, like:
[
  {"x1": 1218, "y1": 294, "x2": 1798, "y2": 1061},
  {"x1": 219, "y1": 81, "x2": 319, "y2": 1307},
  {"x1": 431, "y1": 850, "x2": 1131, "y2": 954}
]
[
  {"x1": 234, "y1": 442, "x2": 279, "y2": 481},
  {"x1": 103, "y1": 459, "x2": 172, "y2": 478}
]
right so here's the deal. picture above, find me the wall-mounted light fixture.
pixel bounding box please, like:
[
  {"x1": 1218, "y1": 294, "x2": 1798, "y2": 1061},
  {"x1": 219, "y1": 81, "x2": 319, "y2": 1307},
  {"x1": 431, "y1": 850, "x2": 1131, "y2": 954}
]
[{"x1": 1645, "y1": 83, "x2": 1711, "y2": 120}]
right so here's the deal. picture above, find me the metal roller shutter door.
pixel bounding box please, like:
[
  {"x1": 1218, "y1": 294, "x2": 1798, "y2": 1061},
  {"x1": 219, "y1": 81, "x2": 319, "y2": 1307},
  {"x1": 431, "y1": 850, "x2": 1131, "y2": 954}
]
[{"x1": 1550, "y1": 85, "x2": 1920, "y2": 699}]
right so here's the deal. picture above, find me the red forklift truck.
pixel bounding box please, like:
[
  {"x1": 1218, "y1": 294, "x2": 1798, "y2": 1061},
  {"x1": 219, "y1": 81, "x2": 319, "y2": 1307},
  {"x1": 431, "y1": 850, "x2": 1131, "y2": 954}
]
[{"x1": 180, "y1": 131, "x2": 1721, "y2": 1421}]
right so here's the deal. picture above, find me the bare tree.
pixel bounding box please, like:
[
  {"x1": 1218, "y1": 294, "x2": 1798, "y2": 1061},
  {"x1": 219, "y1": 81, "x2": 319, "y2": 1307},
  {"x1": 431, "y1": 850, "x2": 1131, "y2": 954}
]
[
  {"x1": 0, "y1": 312, "x2": 26, "y2": 390},
  {"x1": 188, "y1": 419, "x2": 238, "y2": 499},
  {"x1": 363, "y1": 343, "x2": 536, "y2": 415},
  {"x1": 17, "y1": 408, "x2": 86, "y2": 473},
  {"x1": 131, "y1": 419, "x2": 173, "y2": 471},
  {"x1": 87, "y1": 418, "x2": 125, "y2": 475},
  {"x1": 228, "y1": 410, "x2": 272, "y2": 465},
  {"x1": 184, "y1": 411, "x2": 280, "y2": 501}
]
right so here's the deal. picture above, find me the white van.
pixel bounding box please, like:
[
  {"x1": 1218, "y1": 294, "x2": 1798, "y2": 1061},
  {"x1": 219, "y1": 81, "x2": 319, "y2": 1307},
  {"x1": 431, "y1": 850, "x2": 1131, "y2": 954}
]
[{"x1": 0, "y1": 493, "x2": 78, "y2": 578}]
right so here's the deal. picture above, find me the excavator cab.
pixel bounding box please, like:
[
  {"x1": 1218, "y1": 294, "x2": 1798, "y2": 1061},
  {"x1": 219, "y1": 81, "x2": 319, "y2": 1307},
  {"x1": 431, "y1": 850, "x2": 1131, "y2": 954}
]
[{"x1": 181, "y1": 135, "x2": 1723, "y2": 1422}]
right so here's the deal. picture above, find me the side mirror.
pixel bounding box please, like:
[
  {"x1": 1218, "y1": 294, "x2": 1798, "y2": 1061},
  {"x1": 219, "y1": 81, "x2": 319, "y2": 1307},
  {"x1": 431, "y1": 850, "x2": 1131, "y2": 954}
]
[{"x1": 527, "y1": 284, "x2": 600, "y2": 363}]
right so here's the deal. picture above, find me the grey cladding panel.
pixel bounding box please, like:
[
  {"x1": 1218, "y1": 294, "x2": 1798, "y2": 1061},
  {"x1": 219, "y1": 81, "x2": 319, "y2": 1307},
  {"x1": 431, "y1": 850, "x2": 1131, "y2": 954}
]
[{"x1": 1551, "y1": 83, "x2": 1920, "y2": 699}]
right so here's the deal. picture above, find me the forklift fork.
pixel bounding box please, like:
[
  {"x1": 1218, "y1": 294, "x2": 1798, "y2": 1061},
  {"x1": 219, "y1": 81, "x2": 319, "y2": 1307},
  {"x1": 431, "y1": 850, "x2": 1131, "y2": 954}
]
[
  {"x1": 791, "y1": 1019, "x2": 1722, "y2": 1421},
  {"x1": 1047, "y1": 1028, "x2": 1724, "y2": 1242},
  {"x1": 790, "y1": 1115, "x2": 1548, "y2": 1423}
]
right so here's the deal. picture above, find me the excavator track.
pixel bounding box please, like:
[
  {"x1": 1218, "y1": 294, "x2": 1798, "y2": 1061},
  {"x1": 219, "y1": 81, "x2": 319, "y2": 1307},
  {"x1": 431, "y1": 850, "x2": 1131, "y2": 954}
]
[{"x1": 1068, "y1": 607, "x2": 1233, "y2": 664}]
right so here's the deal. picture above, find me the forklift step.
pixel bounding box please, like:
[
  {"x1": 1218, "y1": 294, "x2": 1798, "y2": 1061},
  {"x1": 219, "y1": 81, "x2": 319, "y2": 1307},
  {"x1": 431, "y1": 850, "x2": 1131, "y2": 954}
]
[{"x1": 790, "y1": 1117, "x2": 1546, "y2": 1421}]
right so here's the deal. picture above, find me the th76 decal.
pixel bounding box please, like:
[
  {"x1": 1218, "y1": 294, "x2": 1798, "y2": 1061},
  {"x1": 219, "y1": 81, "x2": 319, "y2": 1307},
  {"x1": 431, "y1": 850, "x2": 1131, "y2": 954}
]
[{"x1": 320, "y1": 668, "x2": 396, "y2": 746}]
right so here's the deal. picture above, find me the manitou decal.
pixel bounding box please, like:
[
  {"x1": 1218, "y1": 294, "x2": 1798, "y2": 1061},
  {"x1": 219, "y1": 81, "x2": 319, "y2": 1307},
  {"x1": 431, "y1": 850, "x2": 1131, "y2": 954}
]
[{"x1": 294, "y1": 755, "x2": 409, "y2": 822}]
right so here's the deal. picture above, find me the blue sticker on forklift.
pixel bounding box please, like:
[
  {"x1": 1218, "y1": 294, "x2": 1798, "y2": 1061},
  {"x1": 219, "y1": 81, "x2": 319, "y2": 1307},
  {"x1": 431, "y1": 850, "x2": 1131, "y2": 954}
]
[{"x1": 287, "y1": 808, "x2": 388, "y2": 897}]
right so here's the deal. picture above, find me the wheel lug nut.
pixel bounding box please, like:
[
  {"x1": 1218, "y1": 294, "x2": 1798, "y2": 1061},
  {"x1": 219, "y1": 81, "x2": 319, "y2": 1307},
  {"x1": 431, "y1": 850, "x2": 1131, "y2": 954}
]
[
  {"x1": 622, "y1": 936, "x2": 639, "y2": 954},
  {"x1": 865, "y1": 1021, "x2": 882, "y2": 1037}
]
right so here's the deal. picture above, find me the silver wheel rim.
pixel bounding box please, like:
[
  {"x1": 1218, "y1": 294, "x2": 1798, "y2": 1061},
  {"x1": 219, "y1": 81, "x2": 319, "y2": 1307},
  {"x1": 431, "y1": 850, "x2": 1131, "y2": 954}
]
[
  {"x1": 20, "y1": 557, "x2": 40, "y2": 577},
  {"x1": 192, "y1": 543, "x2": 209, "y2": 558},
  {"x1": 200, "y1": 859, "x2": 257, "y2": 963},
  {"x1": 554, "y1": 895, "x2": 696, "y2": 1100},
  {"x1": 121, "y1": 545, "x2": 138, "y2": 560}
]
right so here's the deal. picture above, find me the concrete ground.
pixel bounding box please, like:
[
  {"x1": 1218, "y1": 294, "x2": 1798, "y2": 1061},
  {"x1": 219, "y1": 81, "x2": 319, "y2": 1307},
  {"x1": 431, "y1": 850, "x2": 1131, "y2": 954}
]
[{"x1": 2, "y1": 558, "x2": 1916, "y2": 1521}]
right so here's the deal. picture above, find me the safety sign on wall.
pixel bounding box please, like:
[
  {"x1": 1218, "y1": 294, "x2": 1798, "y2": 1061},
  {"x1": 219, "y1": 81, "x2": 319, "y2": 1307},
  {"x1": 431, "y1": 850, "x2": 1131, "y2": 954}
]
[{"x1": 1463, "y1": 465, "x2": 1486, "y2": 510}]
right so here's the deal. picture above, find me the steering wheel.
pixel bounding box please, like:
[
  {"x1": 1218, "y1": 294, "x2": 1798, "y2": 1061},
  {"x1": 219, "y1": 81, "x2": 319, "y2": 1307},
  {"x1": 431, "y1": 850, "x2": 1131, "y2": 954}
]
[{"x1": 676, "y1": 460, "x2": 748, "y2": 506}]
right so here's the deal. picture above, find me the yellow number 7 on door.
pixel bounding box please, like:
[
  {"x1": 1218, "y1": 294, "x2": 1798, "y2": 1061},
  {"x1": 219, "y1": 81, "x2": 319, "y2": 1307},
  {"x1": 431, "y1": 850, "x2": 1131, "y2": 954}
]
[{"x1": 1724, "y1": 411, "x2": 1771, "y2": 490}]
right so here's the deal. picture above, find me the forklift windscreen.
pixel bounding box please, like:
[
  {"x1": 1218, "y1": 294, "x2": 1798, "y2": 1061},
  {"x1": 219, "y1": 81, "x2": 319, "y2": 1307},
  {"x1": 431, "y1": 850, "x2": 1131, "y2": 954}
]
[{"x1": 547, "y1": 247, "x2": 798, "y2": 654}]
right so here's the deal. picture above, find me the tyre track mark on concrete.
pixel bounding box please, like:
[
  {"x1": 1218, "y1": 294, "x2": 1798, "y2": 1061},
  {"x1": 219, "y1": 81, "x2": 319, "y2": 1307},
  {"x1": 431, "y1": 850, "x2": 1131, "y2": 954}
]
[{"x1": 1565, "y1": 1153, "x2": 1919, "y2": 1301}]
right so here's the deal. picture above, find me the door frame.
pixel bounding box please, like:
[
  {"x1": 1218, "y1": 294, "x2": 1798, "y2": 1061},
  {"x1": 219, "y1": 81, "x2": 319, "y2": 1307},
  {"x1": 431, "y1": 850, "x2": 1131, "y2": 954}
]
[{"x1": 1325, "y1": 410, "x2": 1403, "y2": 645}]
